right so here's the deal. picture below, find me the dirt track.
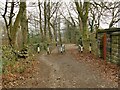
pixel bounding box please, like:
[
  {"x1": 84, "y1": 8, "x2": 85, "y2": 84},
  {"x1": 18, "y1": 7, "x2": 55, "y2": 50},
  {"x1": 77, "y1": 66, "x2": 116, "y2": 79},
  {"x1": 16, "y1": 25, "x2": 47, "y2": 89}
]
[{"x1": 14, "y1": 44, "x2": 118, "y2": 88}]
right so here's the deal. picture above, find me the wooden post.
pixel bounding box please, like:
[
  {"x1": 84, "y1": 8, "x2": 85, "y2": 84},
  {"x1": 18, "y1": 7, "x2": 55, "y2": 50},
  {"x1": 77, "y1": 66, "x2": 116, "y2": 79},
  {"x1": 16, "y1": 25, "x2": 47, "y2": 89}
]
[{"x1": 103, "y1": 33, "x2": 107, "y2": 60}]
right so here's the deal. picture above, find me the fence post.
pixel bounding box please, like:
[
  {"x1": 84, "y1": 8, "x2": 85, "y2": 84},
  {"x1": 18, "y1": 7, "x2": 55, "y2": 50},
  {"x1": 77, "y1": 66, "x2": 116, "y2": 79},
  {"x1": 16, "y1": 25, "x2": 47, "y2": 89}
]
[{"x1": 103, "y1": 33, "x2": 107, "y2": 60}]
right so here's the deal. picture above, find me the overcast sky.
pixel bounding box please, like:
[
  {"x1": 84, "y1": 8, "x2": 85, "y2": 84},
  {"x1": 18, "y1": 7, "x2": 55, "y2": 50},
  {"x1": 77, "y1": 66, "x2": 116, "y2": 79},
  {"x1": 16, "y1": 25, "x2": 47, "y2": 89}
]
[{"x1": 0, "y1": 0, "x2": 119, "y2": 29}]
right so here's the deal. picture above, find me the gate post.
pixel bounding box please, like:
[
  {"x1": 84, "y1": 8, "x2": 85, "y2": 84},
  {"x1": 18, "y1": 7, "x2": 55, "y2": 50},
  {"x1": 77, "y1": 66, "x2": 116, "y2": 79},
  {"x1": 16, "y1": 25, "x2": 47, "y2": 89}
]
[{"x1": 103, "y1": 33, "x2": 107, "y2": 60}]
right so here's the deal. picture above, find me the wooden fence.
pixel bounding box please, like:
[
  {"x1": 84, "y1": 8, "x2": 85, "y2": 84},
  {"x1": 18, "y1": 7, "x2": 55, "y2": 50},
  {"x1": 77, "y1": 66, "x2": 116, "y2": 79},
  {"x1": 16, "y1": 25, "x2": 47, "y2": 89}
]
[{"x1": 97, "y1": 28, "x2": 120, "y2": 65}]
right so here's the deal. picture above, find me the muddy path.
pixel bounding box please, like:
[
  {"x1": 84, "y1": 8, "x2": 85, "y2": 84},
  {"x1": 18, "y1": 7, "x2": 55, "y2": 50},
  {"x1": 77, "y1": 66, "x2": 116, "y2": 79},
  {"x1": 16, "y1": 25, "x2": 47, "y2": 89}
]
[{"x1": 14, "y1": 44, "x2": 118, "y2": 88}]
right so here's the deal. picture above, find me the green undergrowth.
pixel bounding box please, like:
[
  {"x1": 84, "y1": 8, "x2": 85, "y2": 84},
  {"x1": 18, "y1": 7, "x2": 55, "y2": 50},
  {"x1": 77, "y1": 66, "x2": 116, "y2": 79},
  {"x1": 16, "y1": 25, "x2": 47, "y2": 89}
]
[{"x1": 2, "y1": 45, "x2": 35, "y2": 75}]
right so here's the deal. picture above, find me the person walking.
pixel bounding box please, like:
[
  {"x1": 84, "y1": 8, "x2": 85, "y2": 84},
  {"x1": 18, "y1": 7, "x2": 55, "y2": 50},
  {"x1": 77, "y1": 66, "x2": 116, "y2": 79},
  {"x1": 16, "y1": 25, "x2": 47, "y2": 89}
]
[
  {"x1": 47, "y1": 44, "x2": 51, "y2": 55},
  {"x1": 37, "y1": 44, "x2": 40, "y2": 53}
]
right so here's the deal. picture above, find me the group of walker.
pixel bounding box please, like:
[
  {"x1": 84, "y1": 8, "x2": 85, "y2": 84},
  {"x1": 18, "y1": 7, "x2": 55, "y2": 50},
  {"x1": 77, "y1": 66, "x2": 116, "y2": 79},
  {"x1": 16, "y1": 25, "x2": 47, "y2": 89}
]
[
  {"x1": 57, "y1": 43, "x2": 65, "y2": 54},
  {"x1": 37, "y1": 43, "x2": 65, "y2": 55},
  {"x1": 37, "y1": 38, "x2": 92, "y2": 55},
  {"x1": 78, "y1": 37, "x2": 92, "y2": 53}
]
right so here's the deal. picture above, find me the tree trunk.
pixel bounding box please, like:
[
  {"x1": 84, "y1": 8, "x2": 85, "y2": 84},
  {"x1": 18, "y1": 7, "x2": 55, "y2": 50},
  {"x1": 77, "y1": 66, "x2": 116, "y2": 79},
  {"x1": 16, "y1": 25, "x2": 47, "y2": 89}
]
[
  {"x1": 11, "y1": 6, "x2": 21, "y2": 48},
  {"x1": 38, "y1": 1, "x2": 44, "y2": 42},
  {"x1": 50, "y1": 22, "x2": 57, "y2": 42},
  {"x1": 44, "y1": 1, "x2": 47, "y2": 41},
  {"x1": 58, "y1": 17, "x2": 62, "y2": 43},
  {"x1": 47, "y1": 1, "x2": 52, "y2": 42}
]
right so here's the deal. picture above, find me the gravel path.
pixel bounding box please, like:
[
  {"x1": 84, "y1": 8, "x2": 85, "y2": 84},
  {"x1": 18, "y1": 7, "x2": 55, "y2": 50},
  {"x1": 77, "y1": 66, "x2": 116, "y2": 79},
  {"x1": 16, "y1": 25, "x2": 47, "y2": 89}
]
[{"x1": 15, "y1": 44, "x2": 118, "y2": 88}]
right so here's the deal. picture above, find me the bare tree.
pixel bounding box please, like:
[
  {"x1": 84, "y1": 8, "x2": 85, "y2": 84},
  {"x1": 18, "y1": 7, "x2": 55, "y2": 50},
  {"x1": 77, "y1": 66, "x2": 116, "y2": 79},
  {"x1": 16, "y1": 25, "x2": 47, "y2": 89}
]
[
  {"x1": 38, "y1": 0, "x2": 62, "y2": 43},
  {"x1": 43, "y1": 0, "x2": 47, "y2": 41},
  {"x1": 107, "y1": 2, "x2": 120, "y2": 28},
  {"x1": 74, "y1": 1, "x2": 89, "y2": 39},
  {"x1": 2, "y1": 0, "x2": 28, "y2": 52},
  {"x1": 90, "y1": 1, "x2": 120, "y2": 29},
  {"x1": 38, "y1": 1, "x2": 44, "y2": 42}
]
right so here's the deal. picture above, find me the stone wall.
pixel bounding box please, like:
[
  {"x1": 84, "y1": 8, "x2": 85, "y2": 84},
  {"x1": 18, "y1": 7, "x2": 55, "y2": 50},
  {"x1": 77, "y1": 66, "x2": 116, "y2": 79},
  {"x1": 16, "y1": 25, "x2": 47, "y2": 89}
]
[{"x1": 111, "y1": 33, "x2": 120, "y2": 64}]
